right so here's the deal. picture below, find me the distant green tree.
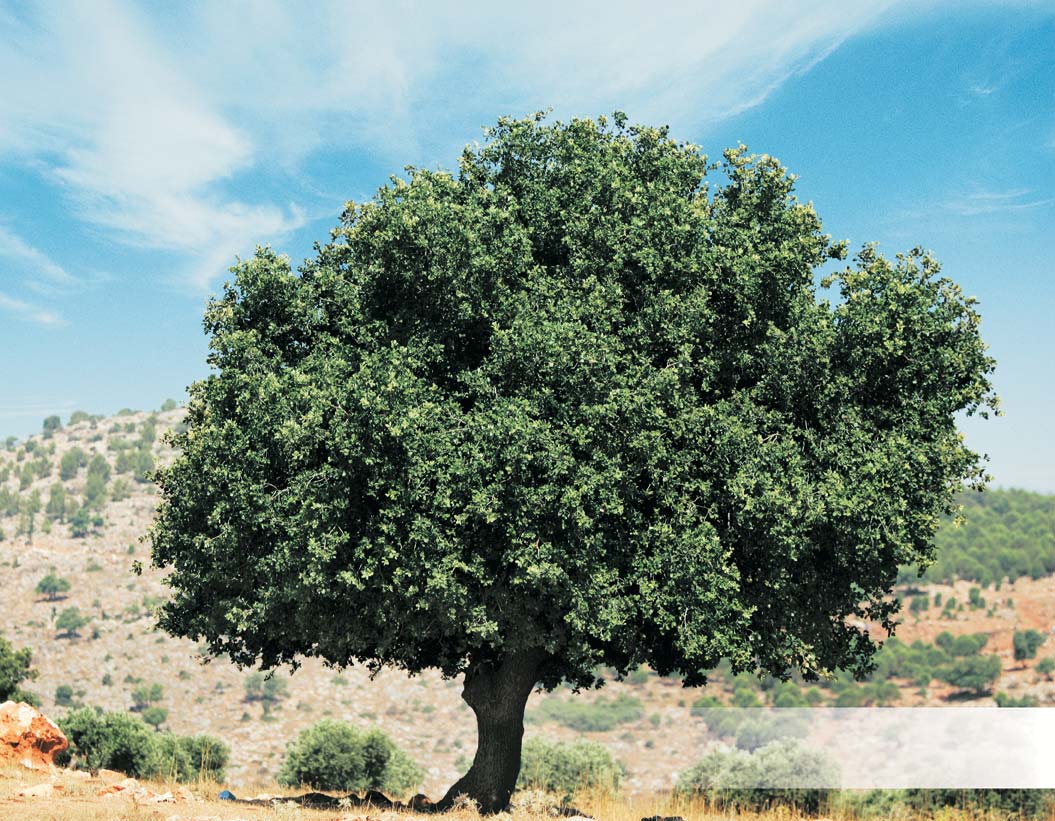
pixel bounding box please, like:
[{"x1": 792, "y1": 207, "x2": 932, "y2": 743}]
[
  {"x1": 110, "y1": 478, "x2": 133, "y2": 502},
  {"x1": 87, "y1": 454, "x2": 111, "y2": 483},
  {"x1": 935, "y1": 631, "x2": 989, "y2": 657},
  {"x1": 1036, "y1": 658, "x2": 1055, "y2": 680},
  {"x1": 142, "y1": 706, "x2": 168, "y2": 731},
  {"x1": 0, "y1": 634, "x2": 39, "y2": 703},
  {"x1": 132, "y1": 449, "x2": 154, "y2": 483},
  {"x1": 1013, "y1": 630, "x2": 1046, "y2": 664},
  {"x1": 42, "y1": 416, "x2": 62, "y2": 438},
  {"x1": 35, "y1": 572, "x2": 71, "y2": 601},
  {"x1": 59, "y1": 447, "x2": 88, "y2": 480},
  {"x1": 938, "y1": 655, "x2": 1001, "y2": 696},
  {"x1": 68, "y1": 411, "x2": 94, "y2": 425},
  {"x1": 160, "y1": 399, "x2": 178, "y2": 412},
  {"x1": 83, "y1": 473, "x2": 108, "y2": 509},
  {"x1": 54, "y1": 684, "x2": 75, "y2": 707},
  {"x1": 131, "y1": 682, "x2": 164, "y2": 711},
  {"x1": 55, "y1": 607, "x2": 88, "y2": 638},
  {"x1": 45, "y1": 482, "x2": 67, "y2": 521},
  {"x1": 18, "y1": 490, "x2": 42, "y2": 543}
]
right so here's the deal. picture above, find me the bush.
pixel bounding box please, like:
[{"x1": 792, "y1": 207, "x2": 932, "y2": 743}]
[
  {"x1": 0, "y1": 634, "x2": 38, "y2": 703},
  {"x1": 45, "y1": 483, "x2": 67, "y2": 521},
  {"x1": 517, "y1": 738, "x2": 623, "y2": 800},
  {"x1": 59, "y1": 447, "x2": 88, "y2": 481},
  {"x1": 994, "y1": 691, "x2": 1039, "y2": 708},
  {"x1": 935, "y1": 631, "x2": 989, "y2": 657},
  {"x1": 904, "y1": 789, "x2": 1055, "y2": 819},
  {"x1": 178, "y1": 733, "x2": 229, "y2": 781},
  {"x1": 529, "y1": 693, "x2": 643, "y2": 732},
  {"x1": 55, "y1": 684, "x2": 75, "y2": 707},
  {"x1": 938, "y1": 655, "x2": 1001, "y2": 695},
  {"x1": 42, "y1": 416, "x2": 62, "y2": 438},
  {"x1": 277, "y1": 720, "x2": 423, "y2": 795},
  {"x1": 58, "y1": 708, "x2": 158, "y2": 777},
  {"x1": 675, "y1": 739, "x2": 837, "y2": 814},
  {"x1": 1036, "y1": 658, "x2": 1055, "y2": 679},
  {"x1": 1013, "y1": 629, "x2": 1046, "y2": 663},
  {"x1": 131, "y1": 682, "x2": 164, "y2": 711},
  {"x1": 58, "y1": 707, "x2": 230, "y2": 781}
]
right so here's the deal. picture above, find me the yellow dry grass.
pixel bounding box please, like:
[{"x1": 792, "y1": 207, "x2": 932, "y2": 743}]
[{"x1": 3, "y1": 765, "x2": 1053, "y2": 821}]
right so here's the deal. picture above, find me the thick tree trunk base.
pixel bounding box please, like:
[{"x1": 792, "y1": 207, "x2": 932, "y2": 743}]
[{"x1": 436, "y1": 650, "x2": 543, "y2": 814}]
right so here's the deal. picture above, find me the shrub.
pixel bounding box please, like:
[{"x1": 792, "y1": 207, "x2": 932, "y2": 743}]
[
  {"x1": 529, "y1": 693, "x2": 642, "y2": 732},
  {"x1": 160, "y1": 399, "x2": 178, "y2": 412},
  {"x1": 131, "y1": 682, "x2": 164, "y2": 711},
  {"x1": 1036, "y1": 658, "x2": 1055, "y2": 679},
  {"x1": 110, "y1": 478, "x2": 133, "y2": 502},
  {"x1": 55, "y1": 684, "x2": 75, "y2": 707},
  {"x1": 87, "y1": 454, "x2": 111, "y2": 483},
  {"x1": 689, "y1": 694, "x2": 724, "y2": 716},
  {"x1": 935, "y1": 631, "x2": 989, "y2": 657},
  {"x1": 0, "y1": 634, "x2": 39, "y2": 703},
  {"x1": 994, "y1": 692, "x2": 1038, "y2": 708},
  {"x1": 42, "y1": 416, "x2": 63, "y2": 437},
  {"x1": 58, "y1": 707, "x2": 230, "y2": 781},
  {"x1": 938, "y1": 655, "x2": 1001, "y2": 695},
  {"x1": 517, "y1": 738, "x2": 623, "y2": 800},
  {"x1": 58, "y1": 708, "x2": 158, "y2": 777},
  {"x1": 277, "y1": 720, "x2": 423, "y2": 795},
  {"x1": 675, "y1": 739, "x2": 838, "y2": 814},
  {"x1": 59, "y1": 447, "x2": 88, "y2": 481},
  {"x1": 178, "y1": 733, "x2": 229, "y2": 781},
  {"x1": 45, "y1": 483, "x2": 67, "y2": 521},
  {"x1": 1013, "y1": 630, "x2": 1046, "y2": 663}
]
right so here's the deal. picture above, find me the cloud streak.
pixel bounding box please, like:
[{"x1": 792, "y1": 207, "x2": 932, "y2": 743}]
[
  {"x1": 0, "y1": 0, "x2": 1034, "y2": 294},
  {"x1": 0, "y1": 291, "x2": 65, "y2": 326}
]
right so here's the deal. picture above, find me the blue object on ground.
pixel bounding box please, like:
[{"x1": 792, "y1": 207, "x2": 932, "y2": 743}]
[{"x1": 218, "y1": 789, "x2": 237, "y2": 801}]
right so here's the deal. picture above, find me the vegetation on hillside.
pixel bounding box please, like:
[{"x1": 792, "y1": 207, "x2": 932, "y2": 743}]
[{"x1": 902, "y1": 489, "x2": 1055, "y2": 585}]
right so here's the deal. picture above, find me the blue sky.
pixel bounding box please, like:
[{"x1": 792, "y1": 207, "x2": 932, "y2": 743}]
[{"x1": 0, "y1": 1, "x2": 1052, "y2": 492}]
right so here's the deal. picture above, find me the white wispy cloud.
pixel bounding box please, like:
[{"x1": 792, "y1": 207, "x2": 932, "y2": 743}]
[
  {"x1": 0, "y1": 0, "x2": 1036, "y2": 294},
  {"x1": 0, "y1": 290, "x2": 65, "y2": 326},
  {"x1": 0, "y1": 223, "x2": 78, "y2": 287},
  {"x1": 942, "y1": 189, "x2": 1055, "y2": 217}
]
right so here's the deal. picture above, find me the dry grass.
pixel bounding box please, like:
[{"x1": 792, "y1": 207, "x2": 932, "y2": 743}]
[{"x1": 3, "y1": 766, "x2": 1055, "y2": 821}]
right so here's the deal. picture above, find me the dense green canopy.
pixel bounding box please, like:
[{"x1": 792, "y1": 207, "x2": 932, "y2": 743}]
[{"x1": 150, "y1": 113, "x2": 996, "y2": 693}]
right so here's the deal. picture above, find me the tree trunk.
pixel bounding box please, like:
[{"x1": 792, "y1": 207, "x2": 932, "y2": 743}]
[{"x1": 438, "y1": 650, "x2": 542, "y2": 814}]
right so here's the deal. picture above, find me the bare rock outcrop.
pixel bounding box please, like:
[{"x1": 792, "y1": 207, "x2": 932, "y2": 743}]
[{"x1": 0, "y1": 700, "x2": 68, "y2": 768}]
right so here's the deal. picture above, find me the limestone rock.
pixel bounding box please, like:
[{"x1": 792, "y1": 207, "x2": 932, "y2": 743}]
[{"x1": 0, "y1": 700, "x2": 68, "y2": 769}]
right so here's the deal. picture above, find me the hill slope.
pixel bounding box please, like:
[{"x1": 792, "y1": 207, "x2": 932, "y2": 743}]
[{"x1": 1, "y1": 408, "x2": 1054, "y2": 794}]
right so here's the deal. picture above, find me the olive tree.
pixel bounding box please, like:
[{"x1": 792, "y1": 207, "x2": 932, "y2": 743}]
[{"x1": 149, "y1": 113, "x2": 996, "y2": 812}]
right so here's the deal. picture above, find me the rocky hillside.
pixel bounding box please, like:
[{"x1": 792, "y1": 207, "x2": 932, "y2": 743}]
[{"x1": 1, "y1": 408, "x2": 1054, "y2": 796}]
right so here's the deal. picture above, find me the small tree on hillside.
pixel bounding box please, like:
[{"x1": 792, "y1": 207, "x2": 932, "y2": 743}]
[
  {"x1": 939, "y1": 655, "x2": 1001, "y2": 696},
  {"x1": 35, "y1": 572, "x2": 71, "y2": 601},
  {"x1": 46, "y1": 482, "x2": 67, "y2": 522},
  {"x1": 1013, "y1": 630, "x2": 1046, "y2": 664},
  {"x1": 149, "y1": 114, "x2": 998, "y2": 811},
  {"x1": 55, "y1": 607, "x2": 87, "y2": 639},
  {"x1": 42, "y1": 416, "x2": 62, "y2": 439},
  {"x1": 60, "y1": 447, "x2": 88, "y2": 481}
]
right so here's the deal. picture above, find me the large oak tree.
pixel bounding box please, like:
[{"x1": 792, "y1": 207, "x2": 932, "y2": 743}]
[{"x1": 150, "y1": 113, "x2": 996, "y2": 811}]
